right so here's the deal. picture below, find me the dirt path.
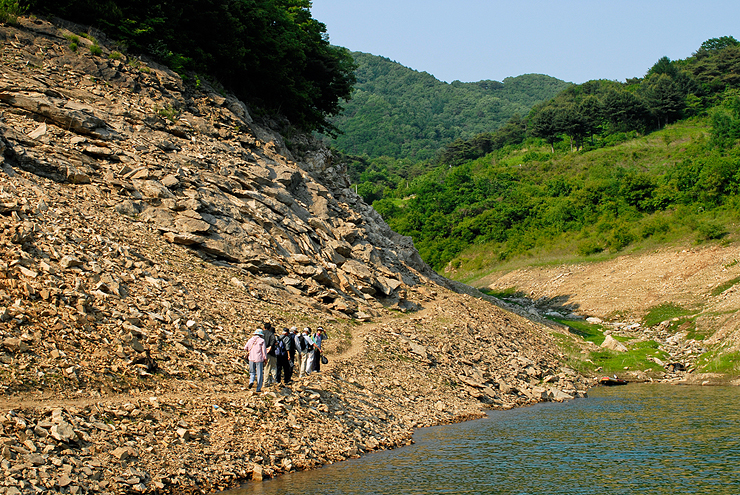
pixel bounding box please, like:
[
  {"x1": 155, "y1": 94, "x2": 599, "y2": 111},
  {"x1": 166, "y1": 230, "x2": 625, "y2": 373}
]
[{"x1": 1, "y1": 311, "x2": 406, "y2": 412}]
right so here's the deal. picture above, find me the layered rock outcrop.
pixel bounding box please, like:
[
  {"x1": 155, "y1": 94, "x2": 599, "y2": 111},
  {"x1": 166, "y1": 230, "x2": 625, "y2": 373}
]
[{"x1": 0, "y1": 17, "x2": 446, "y2": 323}]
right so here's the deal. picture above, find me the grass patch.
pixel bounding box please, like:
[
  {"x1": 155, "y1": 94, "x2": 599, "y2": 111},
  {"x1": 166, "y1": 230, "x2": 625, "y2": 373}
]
[
  {"x1": 328, "y1": 325, "x2": 352, "y2": 355},
  {"x1": 64, "y1": 34, "x2": 80, "y2": 52},
  {"x1": 588, "y1": 340, "x2": 668, "y2": 374},
  {"x1": 550, "y1": 331, "x2": 592, "y2": 374},
  {"x1": 478, "y1": 287, "x2": 525, "y2": 300},
  {"x1": 80, "y1": 32, "x2": 97, "y2": 43},
  {"x1": 552, "y1": 318, "x2": 606, "y2": 345},
  {"x1": 711, "y1": 276, "x2": 740, "y2": 296},
  {"x1": 155, "y1": 104, "x2": 180, "y2": 122},
  {"x1": 677, "y1": 318, "x2": 704, "y2": 340},
  {"x1": 643, "y1": 303, "x2": 695, "y2": 327},
  {"x1": 696, "y1": 350, "x2": 740, "y2": 374},
  {"x1": 550, "y1": 326, "x2": 668, "y2": 376}
]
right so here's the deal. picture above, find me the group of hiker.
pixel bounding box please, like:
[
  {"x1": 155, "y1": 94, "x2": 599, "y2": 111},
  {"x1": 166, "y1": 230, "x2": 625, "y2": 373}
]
[{"x1": 243, "y1": 322, "x2": 326, "y2": 392}]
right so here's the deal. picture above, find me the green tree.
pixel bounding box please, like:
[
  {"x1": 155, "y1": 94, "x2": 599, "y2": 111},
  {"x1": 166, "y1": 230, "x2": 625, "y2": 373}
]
[
  {"x1": 602, "y1": 89, "x2": 649, "y2": 133},
  {"x1": 559, "y1": 103, "x2": 588, "y2": 151},
  {"x1": 529, "y1": 105, "x2": 562, "y2": 152},
  {"x1": 694, "y1": 36, "x2": 740, "y2": 59},
  {"x1": 579, "y1": 95, "x2": 602, "y2": 144},
  {"x1": 646, "y1": 56, "x2": 678, "y2": 78},
  {"x1": 642, "y1": 74, "x2": 686, "y2": 128},
  {"x1": 29, "y1": 0, "x2": 357, "y2": 134}
]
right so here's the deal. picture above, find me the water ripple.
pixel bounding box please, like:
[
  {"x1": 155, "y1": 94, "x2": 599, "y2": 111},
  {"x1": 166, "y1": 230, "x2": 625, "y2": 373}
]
[{"x1": 226, "y1": 384, "x2": 740, "y2": 495}]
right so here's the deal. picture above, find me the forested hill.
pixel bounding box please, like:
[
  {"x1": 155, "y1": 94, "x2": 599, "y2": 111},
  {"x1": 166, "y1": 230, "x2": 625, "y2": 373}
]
[
  {"x1": 324, "y1": 52, "x2": 570, "y2": 161},
  {"x1": 368, "y1": 36, "x2": 740, "y2": 273}
]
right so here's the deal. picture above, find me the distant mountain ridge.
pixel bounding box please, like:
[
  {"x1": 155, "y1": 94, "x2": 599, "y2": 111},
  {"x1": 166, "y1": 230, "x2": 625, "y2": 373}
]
[{"x1": 324, "y1": 52, "x2": 571, "y2": 160}]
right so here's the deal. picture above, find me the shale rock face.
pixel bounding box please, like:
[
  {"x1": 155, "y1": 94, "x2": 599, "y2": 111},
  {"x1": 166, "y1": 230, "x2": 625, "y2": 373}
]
[
  {"x1": 0, "y1": 17, "x2": 435, "y2": 322},
  {"x1": 0, "y1": 17, "x2": 586, "y2": 495}
]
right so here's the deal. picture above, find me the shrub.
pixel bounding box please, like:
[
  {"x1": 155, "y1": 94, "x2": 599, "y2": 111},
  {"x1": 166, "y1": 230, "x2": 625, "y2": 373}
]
[
  {"x1": 64, "y1": 33, "x2": 80, "y2": 52},
  {"x1": 0, "y1": 0, "x2": 24, "y2": 25},
  {"x1": 89, "y1": 44, "x2": 102, "y2": 56},
  {"x1": 577, "y1": 239, "x2": 604, "y2": 256},
  {"x1": 696, "y1": 221, "x2": 728, "y2": 242},
  {"x1": 606, "y1": 226, "x2": 635, "y2": 251},
  {"x1": 109, "y1": 51, "x2": 123, "y2": 60},
  {"x1": 640, "y1": 217, "x2": 671, "y2": 238}
]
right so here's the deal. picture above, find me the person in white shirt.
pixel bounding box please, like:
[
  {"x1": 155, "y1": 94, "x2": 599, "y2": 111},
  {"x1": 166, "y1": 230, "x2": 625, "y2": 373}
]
[{"x1": 301, "y1": 327, "x2": 316, "y2": 376}]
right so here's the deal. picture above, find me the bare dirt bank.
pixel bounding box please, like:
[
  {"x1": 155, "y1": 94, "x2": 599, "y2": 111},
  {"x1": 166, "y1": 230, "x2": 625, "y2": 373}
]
[{"x1": 477, "y1": 243, "x2": 740, "y2": 379}]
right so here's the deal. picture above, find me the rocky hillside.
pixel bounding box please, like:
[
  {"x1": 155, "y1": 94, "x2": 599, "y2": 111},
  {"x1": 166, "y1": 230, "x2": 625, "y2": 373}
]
[{"x1": 0, "y1": 17, "x2": 585, "y2": 495}]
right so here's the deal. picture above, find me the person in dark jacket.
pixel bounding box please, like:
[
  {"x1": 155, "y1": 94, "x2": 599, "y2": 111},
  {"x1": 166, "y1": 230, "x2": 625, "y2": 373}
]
[
  {"x1": 313, "y1": 326, "x2": 325, "y2": 372},
  {"x1": 275, "y1": 327, "x2": 294, "y2": 385},
  {"x1": 262, "y1": 322, "x2": 277, "y2": 386}
]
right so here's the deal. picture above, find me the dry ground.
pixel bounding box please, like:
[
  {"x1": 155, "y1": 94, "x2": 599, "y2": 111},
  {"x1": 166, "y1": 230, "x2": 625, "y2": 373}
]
[{"x1": 477, "y1": 243, "x2": 740, "y2": 349}]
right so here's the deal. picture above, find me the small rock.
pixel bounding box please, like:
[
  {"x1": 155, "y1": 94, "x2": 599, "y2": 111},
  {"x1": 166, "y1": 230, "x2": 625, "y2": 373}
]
[
  {"x1": 111, "y1": 447, "x2": 130, "y2": 461},
  {"x1": 50, "y1": 422, "x2": 76, "y2": 443},
  {"x1": 252, "y1": 464, "x2": 264, "y2": 481}
]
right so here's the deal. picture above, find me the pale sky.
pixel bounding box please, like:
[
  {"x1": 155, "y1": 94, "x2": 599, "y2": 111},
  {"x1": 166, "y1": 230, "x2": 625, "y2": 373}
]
[{"x1": 310, "y1": 0, "x2": 740, "y2": 84}]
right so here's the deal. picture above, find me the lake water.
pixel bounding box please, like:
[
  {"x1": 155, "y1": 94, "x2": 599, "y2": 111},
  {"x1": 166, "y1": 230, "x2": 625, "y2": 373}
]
[{"x1": 225, "y1": 384, "x2": 740, "y2": 495}]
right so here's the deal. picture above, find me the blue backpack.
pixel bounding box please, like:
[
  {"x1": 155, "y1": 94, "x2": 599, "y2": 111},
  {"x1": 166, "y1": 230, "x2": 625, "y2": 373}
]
[{"x1": 275, "y1": 338, "x2": 287, "y2": 357}]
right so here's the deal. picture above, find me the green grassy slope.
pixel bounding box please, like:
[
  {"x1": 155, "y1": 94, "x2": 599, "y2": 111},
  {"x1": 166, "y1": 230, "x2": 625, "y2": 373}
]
[{"x1": 373, "y1": 116, "x2": 740, "y2": 277}]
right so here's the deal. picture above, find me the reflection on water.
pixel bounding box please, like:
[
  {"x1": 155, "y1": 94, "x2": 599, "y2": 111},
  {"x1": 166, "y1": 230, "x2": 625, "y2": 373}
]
[{"x1": 225, "y1": 384, "x2": 740, "y2": 495}]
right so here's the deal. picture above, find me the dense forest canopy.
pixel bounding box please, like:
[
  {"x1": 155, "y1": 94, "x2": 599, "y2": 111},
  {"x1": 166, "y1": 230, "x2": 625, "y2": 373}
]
[
  {"x1": 324, "y1": 52, "x2": 570, "y2": 161},
  {"x1": 362, "y1": 37, "x2": 740, "y2": 273},
  {"x1": 23, "y1": 0, "x2": 356, "y2": 134}
]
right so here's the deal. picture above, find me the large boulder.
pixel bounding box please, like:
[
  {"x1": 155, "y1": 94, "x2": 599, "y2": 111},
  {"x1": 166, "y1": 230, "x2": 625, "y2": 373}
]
[{"x1": 601, "y1": 334, "x2": 628, "y2": 352}]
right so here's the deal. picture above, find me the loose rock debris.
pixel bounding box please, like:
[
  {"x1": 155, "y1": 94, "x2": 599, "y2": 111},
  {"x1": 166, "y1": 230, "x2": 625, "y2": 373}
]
[{"x1": 0, "y1": 16, "x2": 588, "y2": 494}]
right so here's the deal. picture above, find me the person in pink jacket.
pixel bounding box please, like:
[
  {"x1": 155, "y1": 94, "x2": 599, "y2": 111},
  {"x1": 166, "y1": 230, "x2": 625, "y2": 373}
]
[{"x1": 244, "y1": 329, "x2": 267, "y2": 392}]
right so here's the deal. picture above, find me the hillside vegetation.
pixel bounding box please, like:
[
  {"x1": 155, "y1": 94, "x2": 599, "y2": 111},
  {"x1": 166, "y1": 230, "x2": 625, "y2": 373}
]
[
  {"x1": 361, "y1": 37, "x2": 740, "y2": 275},
  {"x1": 21, "y1": 0, "x2": 356, "y2": 134},
  {"x1": 324, "y1": 52, "x2": 570, "y2": 161}
]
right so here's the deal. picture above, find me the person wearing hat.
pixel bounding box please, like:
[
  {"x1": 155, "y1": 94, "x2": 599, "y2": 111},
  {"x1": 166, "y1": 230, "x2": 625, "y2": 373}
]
[
  {"x1": 313, "y1": 327, "x2": 326, "y2": 372},
  {"x1": 301, "y1": 327, "x2": 316, "y2": 377},
  {"x1": 244, "y1": 329, "x2": 267, "y2": 392}
]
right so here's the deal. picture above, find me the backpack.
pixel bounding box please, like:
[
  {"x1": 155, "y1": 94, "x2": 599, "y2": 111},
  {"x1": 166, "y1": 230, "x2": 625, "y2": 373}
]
[
  {"x1": 298, "y1": 334, "x2": 307, "y2": 352},
  {"x1": 275, "y1": 338, "x2": 286, "y2": 357}
]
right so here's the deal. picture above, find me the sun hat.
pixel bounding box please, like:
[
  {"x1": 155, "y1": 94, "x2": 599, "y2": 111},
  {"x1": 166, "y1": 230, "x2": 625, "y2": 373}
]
[{"x1": 254, "y1": 329, "x2": 264, "y2": 336}]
